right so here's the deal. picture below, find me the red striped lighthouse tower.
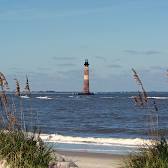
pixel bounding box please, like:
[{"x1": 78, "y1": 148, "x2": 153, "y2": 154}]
[
  {"x1": 83, "y1": 59, "x2": 90, "y2": 94},
  {"x1": 82, "y1": 59, "x2": 94, "y2": 95}
]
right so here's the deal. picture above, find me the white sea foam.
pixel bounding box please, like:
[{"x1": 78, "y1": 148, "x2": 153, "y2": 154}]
[
  {"x1": 40, "y1": 134, "x2": 150, "y2": 147},
  {"x1": 36, "y1": 96, "x2": 53, "y2": 100},
  {"x1": 147, "y1": 97, "x2": 168, "y2": 100},
  {"x1": 129, "y1": 96, "x2": 168, "y2": 100},
  {"x1": 20, "y1": 95, "x2": 30, "y2": 99}
]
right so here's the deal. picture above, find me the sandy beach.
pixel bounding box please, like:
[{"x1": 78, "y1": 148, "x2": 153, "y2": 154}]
[{"x1": 57, "y1": 150, "x2": 127, "y2": 168}]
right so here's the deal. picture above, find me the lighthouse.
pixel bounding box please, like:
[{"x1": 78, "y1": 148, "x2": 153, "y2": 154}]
[
  {"x1": 83, "y1": 59, "x2": 90, "y2": 94},
  {"x1": 82, "y1": 59, "x2": 94, "y2": 95}
]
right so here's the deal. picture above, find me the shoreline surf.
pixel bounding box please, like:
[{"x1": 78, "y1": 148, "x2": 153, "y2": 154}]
[{"x1": 41, "y1": 134, "x2": 151, "y2": 155}]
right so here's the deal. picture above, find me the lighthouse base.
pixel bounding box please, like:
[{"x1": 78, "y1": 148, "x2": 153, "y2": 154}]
[{"x1": 76, "y1": 92, "x2": 94, "y2": 95}]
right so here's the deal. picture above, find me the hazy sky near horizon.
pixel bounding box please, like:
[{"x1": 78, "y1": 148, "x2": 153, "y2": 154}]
[{"x1": 0, "y1": 0, "x2": 168, "y2": 92}]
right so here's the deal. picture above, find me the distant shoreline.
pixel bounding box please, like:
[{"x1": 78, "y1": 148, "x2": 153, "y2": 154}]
[{"x1": 6, "y1": 91, "x2": 168, "y2": 94}]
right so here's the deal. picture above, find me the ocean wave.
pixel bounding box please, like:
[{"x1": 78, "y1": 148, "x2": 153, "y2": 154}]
[
  {"x1": 100, "y1": 97, "x2": 114, "y2": 99},
  {"x1": 129, "y1": 96, "x2": 168, "y2": 100},
  {"x1": 36, "y1": 96, "x2": 53, "y2": 100},
  {"x1": 147, "y1": 97, "x2": 168, "y2": 100},
  {"x1": 40, "y1": 134, "x2": 150, "y2": 147},
  {"x1": 20, "y1": 95, "x2": 30, "y2": 99}
]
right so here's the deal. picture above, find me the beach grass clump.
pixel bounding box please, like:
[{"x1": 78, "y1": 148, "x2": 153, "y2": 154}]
[
  {"x1": 0, "y1": 130, "x2": 53, "y2": 168},
  {"x1": 0, "y1": 72, "x2": 56, "y2": 167},
  {"x1": 124, "y1": 138, "x2": 168, "y2": 168}
]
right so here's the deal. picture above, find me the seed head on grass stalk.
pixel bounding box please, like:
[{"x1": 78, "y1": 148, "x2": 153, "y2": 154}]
[
  {"x1": 14, "y1": 78, "x2": 25, "y2": 131},
  {"x1": 132, "y1": 68, "x2": 143, "y2": 86},
  {"x1": 24, "y1": 75, "x2": 31, "y2": 96},
  {"x1": 131, "y1": 68, "x2": 159, "y2": 139},
  {"x1": 14, "y1": 79, "x2": 21, "y2": 97},
  {"x1": 0, "y1": 72, "x2": 10, "y2": 129},
  {"x1": 132, "y1": 68, "x2": 148, "y2": 102},
  {"x1": 0, "y1": 72, "x2": 9, "y2": 91},
  {"x1": 0, "y1": 72, "x2": 9, "y2": 110},
  {"x1": 132, "y1": 69, "x2": 148, "y2": 106}
]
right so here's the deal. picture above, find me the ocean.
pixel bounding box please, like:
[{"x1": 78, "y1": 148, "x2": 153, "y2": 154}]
[{"x1": 3, "y1": 92, "x2": 168, "y2": 155}]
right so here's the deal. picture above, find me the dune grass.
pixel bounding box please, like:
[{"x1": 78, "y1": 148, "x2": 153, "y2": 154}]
[
  {"x1": 124, "y1": 69, "x2": 168, "y2": 168},
  {"x1": 124, "y1": 137, "x2": 168, "y2": 168},
  {"x1": 0, "y1": 72, "x2": 55, "y2": 167},
  {"x1": 0, "y1": 130, "x2": 53, "y2": 168}
]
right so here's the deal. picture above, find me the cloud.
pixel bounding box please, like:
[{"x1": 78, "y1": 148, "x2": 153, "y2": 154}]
[
  {"x1": 138, "y1": 66, "x2": 167, "y2": 74},
  {"x1": 52, "y1": 57, "x2": 77, "y2": 67},
  {"x1": 56, "y1": 63, "x2": 76, "y2": 67},
  {"x1": 0, "y1": 6, "x2": 113, "y2": 21},
  {"x1": 108, "y1": 64, "x2": 122, "y2": 68},
  {"x1": 94, "y1": 56, "x2": 106, "y2": 61},
  {"x1": 123, "y1": 50, "x2": 162, "y2": 55},
  {"x1": 52, "y1": 56, "x2": 76, "y2": 61},
  {"x1": 56, "y1": 69, "x2": 81, "y2": 76},
  {"x1": 37, "y1": 67, "x2": 51, "y2": 71},
  {"x1": 8, "y1": 67, "x2": 33, "y2": 76},
  {"x1": 150, "y1": 66, "x2": 164, "y2": 70},
  {"x1": 145, "y1": 51, "x2": 161, "y2": 55},
  {"x1": 113, "y1": 58, "x2": 121, "y2": 62},
  {"x1": 9, "y1": 67, "x2": 24, "y2": 71}
]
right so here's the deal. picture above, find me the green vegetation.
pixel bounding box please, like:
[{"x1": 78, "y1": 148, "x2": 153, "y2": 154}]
[
  {"x1": 0, "y1": 72, "x2": 56, "y2": 167},
  {"x1": 0, "y1": 130, "x2": 53, "y2": 168},
  {"x1": 124, "y1": 138, "x2": 168, "y2": 168},
  {"x1": 124, "y1": 69, "x2": 168, "y2": 168}
]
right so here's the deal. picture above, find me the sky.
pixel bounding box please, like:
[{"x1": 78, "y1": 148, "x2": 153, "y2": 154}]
[{"x1": 0, "y1": 0, "x2": 168, "y2": 92}]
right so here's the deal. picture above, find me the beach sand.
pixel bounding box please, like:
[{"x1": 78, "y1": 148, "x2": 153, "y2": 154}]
[{"x1": 57, "y1": 150, "x2": 127, "y2": 168}]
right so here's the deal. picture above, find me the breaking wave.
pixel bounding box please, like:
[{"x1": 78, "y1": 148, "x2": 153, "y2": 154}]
[
  {"x1": 20, "y1": 95, "x2": 30, "y2": 99},
  {"x1": 36, "y1": 96, "x2": 53, "y2": 100},
  {"x1": 129, "y1": 96, "x2": 168, "y2": 100},
  {"x1": 40, "y1": 134, "x2": 150, "y2": 147},
  {"x1": 147, "y1": 97, "x2": 168, "y2": 100}
]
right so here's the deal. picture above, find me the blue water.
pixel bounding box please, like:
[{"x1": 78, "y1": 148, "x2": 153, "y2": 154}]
[
  {"x1": 1, "y1": 92, "x2": 168, "y2": 154},
  {"x1": 24, "y1": 92, "x2": 168, "y2": 138}
]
